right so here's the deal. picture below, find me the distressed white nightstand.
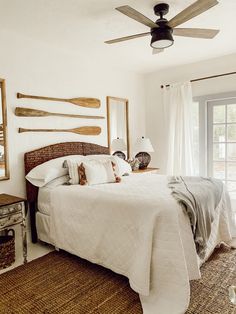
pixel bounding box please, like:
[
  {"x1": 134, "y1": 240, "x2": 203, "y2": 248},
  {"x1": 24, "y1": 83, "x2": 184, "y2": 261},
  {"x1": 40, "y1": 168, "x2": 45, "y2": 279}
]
[
  {"x1": 0, "y1": 194, "x2": 28, "y2": 264},
  {"x1": 132, "y1": 167, "x2": 159, "y2": 174}
]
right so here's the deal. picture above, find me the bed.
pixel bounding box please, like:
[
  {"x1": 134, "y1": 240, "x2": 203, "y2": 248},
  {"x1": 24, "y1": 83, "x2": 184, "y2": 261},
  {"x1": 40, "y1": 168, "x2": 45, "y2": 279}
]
[{"x1": 24, "y1": 141, "x2": 236, "y2": 314}]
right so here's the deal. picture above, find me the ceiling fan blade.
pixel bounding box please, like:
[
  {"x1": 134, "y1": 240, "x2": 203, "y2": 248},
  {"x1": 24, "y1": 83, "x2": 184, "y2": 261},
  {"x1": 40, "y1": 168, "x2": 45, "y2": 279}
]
[
  {"x1": 152, "y1": 48, "x2": 164, "y2": 55},
  {"x1": 173, "y1": 28, "x2": 219, "y2": 39},
  {"x1": 116, "y1": 5, "x2": 158, "y2": 29},
  {"x1": 105, "y1": 32, "x2": 150, "y2": 44},
  {"x1": 168, "y1": 0, "x2": 219, "y2": 28}
]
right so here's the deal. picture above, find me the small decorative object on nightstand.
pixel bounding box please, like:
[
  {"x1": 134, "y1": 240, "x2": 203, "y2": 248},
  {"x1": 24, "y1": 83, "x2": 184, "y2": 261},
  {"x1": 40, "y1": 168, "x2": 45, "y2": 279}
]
[
  {"x1": 132, "y1": 167, "x2": 159, "y2": 174},
  {"x1": 135, "y1": 137, "x2": 154, "y2": 169},
  {"x1": 128, "y1": 158, "x2": 140, "y2": 171},
  {"x1": 0, "y1": 194, "x2": 27, "y2": 268},
  {"x1": 111, "y1": 137, "x2": 126, "y2": 160}
]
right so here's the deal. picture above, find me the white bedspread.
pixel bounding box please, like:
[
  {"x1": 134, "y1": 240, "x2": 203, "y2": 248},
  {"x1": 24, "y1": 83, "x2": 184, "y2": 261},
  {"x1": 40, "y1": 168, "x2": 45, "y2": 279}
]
[{"x1": 49, "y1": 174, "x2": 235, "y2": 314}]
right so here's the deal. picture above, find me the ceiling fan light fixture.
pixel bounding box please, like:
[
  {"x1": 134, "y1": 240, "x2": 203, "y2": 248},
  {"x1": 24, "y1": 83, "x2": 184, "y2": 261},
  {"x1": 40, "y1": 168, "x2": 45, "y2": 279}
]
[
  {"x1": 150, "y1": 27, "x2": 174, "y2": 49},
  {"x1": 106, "y1": 2, "x2": 220, "y2": 53}
]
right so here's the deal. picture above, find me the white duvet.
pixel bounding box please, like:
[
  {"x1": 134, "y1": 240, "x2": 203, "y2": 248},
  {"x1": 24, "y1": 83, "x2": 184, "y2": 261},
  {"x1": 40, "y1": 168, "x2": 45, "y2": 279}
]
[{"x1": 49, "y1": 174, "x2": 236, "y2": 314}]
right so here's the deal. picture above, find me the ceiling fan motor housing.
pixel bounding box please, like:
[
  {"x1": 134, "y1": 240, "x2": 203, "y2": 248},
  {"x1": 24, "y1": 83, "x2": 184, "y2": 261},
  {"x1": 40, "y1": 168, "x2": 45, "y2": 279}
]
[{"x1": 154, "y1": 3, "x2": 169, "y2": 17}]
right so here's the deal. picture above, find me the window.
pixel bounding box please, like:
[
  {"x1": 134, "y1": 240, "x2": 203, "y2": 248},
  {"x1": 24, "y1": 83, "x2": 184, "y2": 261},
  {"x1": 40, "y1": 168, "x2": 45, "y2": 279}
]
[{"x1": 208, "y1": 98, "x2": 236, "y2": 198}]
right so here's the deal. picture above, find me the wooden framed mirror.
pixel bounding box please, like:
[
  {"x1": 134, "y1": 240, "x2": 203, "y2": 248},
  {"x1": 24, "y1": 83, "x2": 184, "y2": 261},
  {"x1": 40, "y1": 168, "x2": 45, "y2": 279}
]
[
  {"x1": 106, "y1": 96, "x2": 130, "y2": 159},
  {"x1": 0, "y1": 79, "x2": 9, "y2": 180}
]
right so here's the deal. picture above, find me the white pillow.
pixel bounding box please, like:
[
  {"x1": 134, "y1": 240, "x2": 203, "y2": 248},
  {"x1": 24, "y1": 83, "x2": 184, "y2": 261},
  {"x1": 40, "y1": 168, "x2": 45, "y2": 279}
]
[
  {"x1": 80, "y1": 160, "x2": 117, "y2": 186},
  {"x1": 26, "y1": 155, "x2": 83, "y2": 187},
  {"x1": 43, "y1": 175, "x2": 70, "y2": 188}
]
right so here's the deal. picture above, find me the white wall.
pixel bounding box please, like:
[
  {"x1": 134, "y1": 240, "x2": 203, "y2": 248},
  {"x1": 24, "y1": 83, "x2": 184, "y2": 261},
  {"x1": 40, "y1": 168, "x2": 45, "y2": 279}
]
[
  {"x1": 145, "y1": 53, "x2": 236, "y2": 173},
  {"x1": 2, "y1": 28, "x2": 236, "y2": 197},
  {"x1": 0, "y1": 30, "x2": 146, "y2": 197}
]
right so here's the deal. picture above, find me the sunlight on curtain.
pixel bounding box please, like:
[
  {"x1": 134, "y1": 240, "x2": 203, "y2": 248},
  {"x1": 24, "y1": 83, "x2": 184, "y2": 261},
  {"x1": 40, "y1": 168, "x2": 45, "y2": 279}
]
[
  {"x1": 164, "y1": 81, "x2": 195, "y2": 176},
  {"x1": 192, "y1": 101, "x2": 199, "y2": 175}
]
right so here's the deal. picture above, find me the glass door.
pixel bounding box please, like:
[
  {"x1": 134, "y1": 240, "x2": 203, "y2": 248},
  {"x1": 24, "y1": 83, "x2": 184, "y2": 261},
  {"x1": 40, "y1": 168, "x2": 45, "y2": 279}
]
[{"x1": 208, "y1": 97, "x2": 236, "y2": 197}]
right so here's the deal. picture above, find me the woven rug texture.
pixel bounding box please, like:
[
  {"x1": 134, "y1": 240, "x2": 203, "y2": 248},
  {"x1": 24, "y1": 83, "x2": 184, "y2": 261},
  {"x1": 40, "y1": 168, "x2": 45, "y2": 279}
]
[{"x1": 0, "y1": 246, "x2": 235, "y2": 314}]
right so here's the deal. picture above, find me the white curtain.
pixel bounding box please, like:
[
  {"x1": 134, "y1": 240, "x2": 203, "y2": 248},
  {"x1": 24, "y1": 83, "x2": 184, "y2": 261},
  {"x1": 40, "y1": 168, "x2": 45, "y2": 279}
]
[{"x1": 164, "y1": 81, "x2": 195, "y2": 176}]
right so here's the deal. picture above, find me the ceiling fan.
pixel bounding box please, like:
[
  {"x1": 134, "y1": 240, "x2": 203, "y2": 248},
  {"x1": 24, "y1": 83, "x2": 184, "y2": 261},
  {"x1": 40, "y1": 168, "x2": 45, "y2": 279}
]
[{"x1": 105, "y1": 0, "x2": 220, "y2": 54}]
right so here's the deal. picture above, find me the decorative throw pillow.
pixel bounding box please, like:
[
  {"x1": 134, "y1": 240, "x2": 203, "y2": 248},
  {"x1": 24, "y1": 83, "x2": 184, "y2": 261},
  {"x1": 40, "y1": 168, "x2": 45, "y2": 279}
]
[
  {"x1": 63, "y1": 157, "x2": 85, "y2": 185},
  {"x1": 78, "y1": 160, "x2": 121, "y2": 186},
  {"x1": 85, "y1": 154, "x2": 132, "y2": 176}
]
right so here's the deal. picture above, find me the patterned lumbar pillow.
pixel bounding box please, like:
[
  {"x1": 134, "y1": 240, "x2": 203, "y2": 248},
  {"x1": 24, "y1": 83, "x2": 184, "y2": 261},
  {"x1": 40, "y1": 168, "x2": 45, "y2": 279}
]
[
  {"x1": 111, "y1": 161, "x2": 121, "y2": 183},
  {"x1": 78, "y1": 163, "x2": 88, "y2": 186},
  {"x1": 78, "y1": 160, "x2": 121, "y2": 186}
]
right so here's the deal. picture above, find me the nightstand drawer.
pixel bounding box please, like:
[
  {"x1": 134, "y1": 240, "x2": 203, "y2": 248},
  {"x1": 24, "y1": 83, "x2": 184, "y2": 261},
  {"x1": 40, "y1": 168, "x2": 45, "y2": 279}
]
[
  {"x1": 0, "y1": 203, "x2": 23, "y2": 216},
  {"x1": 0, "y1": 213, "x2": 23, "y2": 228}
]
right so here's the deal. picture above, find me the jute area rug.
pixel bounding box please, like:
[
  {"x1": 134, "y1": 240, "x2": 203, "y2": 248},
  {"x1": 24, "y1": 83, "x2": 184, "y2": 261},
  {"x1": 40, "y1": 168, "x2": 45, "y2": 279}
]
[{"x1": 0, "y1": 246, "x2": 235, "y2": 314}]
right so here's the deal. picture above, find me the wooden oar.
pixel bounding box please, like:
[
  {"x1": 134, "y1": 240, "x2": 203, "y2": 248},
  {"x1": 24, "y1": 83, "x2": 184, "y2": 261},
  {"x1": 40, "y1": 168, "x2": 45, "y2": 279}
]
[
  {"x1": 19, "y1": 126, "x2": 101, "y2": 136},
  {"x1": 15, "y1": 107, "x2": 105, "y2": 119},
  {"x1": 17, "y1": 93, "x2": 100, "y2": 109}
]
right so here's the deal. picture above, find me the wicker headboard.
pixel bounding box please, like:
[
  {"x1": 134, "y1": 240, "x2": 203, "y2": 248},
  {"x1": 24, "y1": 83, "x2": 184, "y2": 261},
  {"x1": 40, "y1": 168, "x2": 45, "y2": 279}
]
[{"x1": 24, "y1": 141, "x2": 109, "y2": 242}]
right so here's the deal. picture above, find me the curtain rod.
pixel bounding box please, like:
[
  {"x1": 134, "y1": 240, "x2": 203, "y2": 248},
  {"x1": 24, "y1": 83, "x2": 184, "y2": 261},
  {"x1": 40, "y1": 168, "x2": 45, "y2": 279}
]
[{"x1": 160, "y1": 71, "x2": 236, "y2": 89}]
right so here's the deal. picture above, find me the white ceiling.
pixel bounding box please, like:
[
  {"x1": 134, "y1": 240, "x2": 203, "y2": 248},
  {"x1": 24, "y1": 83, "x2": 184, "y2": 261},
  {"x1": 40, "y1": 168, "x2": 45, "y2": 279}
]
[{"x1": 1, "y1": 0, "x2": 236, "y2": 73}]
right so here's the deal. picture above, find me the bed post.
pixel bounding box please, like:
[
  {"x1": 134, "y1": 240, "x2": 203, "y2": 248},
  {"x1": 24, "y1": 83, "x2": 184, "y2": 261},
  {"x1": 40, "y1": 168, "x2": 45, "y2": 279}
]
[{"x1": 29, "y1": 201, "x2": 38, "y2": 243}]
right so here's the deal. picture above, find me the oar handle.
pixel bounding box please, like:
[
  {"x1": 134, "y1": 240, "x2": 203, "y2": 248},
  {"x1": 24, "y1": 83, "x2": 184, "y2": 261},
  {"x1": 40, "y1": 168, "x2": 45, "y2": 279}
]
[
  {"x1": 17, "y1": 93, "x2": 66, "y2": 102},
  {"x1": 19, "y1": 128, "x2": 67, "y2": 133},
  {"x1": 50, "y1": 113, "x2": 105, "y2": 119}
]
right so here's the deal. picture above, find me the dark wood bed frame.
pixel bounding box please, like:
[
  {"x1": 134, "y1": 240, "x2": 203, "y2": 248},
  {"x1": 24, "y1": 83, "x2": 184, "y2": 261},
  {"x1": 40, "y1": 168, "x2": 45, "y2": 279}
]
[{"x1": 24, "y1": 142, "x2": 109, "y2": 243}]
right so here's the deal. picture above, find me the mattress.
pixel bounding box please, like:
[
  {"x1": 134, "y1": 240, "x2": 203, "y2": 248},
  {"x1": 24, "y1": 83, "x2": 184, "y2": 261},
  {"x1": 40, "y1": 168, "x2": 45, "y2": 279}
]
[
  {"x1": 38, "y1": 187, "x2": 52, "y2": 216},
  {"x1": 36, "y1": 212, "x2": 52, "y2": 244}
]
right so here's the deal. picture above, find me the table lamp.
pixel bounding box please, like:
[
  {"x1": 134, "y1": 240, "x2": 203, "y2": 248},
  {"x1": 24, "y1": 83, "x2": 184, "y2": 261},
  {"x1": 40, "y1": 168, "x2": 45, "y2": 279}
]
[{"x1": 135, "y1": 137, "x2": 154, "y2": 169}]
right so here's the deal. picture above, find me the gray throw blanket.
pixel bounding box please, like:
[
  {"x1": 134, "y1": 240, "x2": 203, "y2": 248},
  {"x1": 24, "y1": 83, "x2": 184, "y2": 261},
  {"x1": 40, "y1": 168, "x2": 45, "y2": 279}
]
[{"x1": 168, "y1": 176, "x2": 223, "y2": 258}]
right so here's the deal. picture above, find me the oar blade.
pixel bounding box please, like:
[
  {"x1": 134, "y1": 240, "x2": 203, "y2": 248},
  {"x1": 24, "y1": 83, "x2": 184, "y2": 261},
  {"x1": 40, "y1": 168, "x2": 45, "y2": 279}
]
[
  {"x1": 74, "y1": 126, "x2": 101, "y2": 135},
  {"x1": 70, "y1": 98, "x2": 101, "y2": 108},
  {"x1": 15, "y1": 107, "x2": 50, "y2": 117}
]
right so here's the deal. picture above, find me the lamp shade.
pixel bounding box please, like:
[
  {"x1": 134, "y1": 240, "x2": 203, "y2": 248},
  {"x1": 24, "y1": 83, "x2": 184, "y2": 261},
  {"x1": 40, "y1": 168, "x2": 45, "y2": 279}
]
[
  {"x1": 151, "y1": 27, "x2": 174, "y2": 49},
  {"x1": 111, "y1": 138, "x2": 126, "y2": 151},
  {"x1": 135, "y1": 137, "x2": 154, "y2": 153}
]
